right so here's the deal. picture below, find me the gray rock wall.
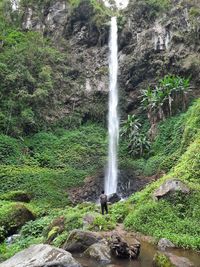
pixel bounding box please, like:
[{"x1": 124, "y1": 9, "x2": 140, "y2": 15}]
[{"x1": 11, "y1": 0, "x2": 200, "y2": 121}]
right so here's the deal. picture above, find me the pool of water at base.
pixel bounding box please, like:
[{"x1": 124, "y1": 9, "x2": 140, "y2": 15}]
[{"x1": 74, "y1": 240, "x2": 200, "y2": 267}]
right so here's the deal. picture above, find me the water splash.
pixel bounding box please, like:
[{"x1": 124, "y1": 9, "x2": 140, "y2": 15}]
[{"x1": 105, "y1": 17, "x2": 119, "y2": 195}]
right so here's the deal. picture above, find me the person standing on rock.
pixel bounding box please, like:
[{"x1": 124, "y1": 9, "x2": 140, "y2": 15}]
[{"x1": 100, "y1": 190, "x2": 108, "y2": 215}]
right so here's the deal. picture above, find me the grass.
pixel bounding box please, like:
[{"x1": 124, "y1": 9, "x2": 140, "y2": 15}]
[{"x1": 0, "y1": 123, "x2": 107, "y2": 208}]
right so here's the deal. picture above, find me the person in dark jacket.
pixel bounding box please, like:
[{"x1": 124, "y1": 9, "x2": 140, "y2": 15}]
[{"x1": 100, "y1": 190, "x2": 108, "y2": 215}]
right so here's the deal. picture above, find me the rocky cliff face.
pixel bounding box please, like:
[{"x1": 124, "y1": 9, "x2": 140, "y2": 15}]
[
  {"x1": 11, "y1": 0, "x2": 200, "y2": 122},
  {"x1": 119, "y1": 0, "x2": 200, "y2": 114}
]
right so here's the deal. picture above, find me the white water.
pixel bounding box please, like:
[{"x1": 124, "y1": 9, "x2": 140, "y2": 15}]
[
  {"x1": 11, "y1": 0, "x2": 19, "y2": 11},
  {"x1": 105, "y1": 17, "x2": 119, "y2": 195}
]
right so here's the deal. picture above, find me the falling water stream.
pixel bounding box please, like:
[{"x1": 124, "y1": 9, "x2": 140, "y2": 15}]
[{"x1": 105, "y1": 16, "x2": 119, "y2": 195}]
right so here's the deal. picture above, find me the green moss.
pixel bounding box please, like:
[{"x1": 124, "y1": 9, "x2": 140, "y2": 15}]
[
  {"x1": 0, "y1": 191, "x2": 31, "y2": 202},
  {"x1": 0, "y1": 201, "x2": 35, "y2": 241},
  {"x1": 47, "y1": 226, "x2": 60, "y2": 241},
  {"x1": 154, "y1": 252, "x2": 174, "y2": 267}
]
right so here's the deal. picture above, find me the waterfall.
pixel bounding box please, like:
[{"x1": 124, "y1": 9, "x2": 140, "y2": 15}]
[
  {"x1": 11, "y1": 0, "x2": 19, "y2": 11},
  {"x1": 105, "y1": 17, "x2": 119, "y2": 195}
]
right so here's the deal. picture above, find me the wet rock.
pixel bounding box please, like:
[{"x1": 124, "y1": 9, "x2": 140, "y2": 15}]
[
  {"x1": 68, "y1": 170, "x2": 151, "y2": 203},
  {"x1": 109, "y1": 233, "x2": 140, "y2": 259},
  {"x1": 83, "y1": 241, "x2": 111, "y2": 264},
  {"x1": 0, "y1": 244, "x2": 82, "y2": 267},
  {"x1": 158, "y1": 238, "x2": 175, "y2": 251},
  {"x1": 153, "y1": 179, "x2": 190, "y2": 200},
  {"x1": 63, "y1": 230, "x2": 102, "y2": 253},
  {"x1": 153, "y1": 252, "x2": 194, "y2": 267},
  {"x1": 108, "y1": 193, "x2": 121, "y2": 204}
]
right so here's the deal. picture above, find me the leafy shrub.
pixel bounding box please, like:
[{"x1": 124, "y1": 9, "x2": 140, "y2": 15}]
[
  {"x1": 110, "y1": 201, "x2": 131, "y2": 223},
  {"x1": 141, "y1": 75, "x2": 190, "y2": 132},
  {"x1": 146, "y1": 0, "x2": 171, "y2": 12},
  {"x1": 89, "y1": 214, "x2": 116, "y2": 231},
  {"x1": 0, "y1": 135, "x2": 24, "y2": 165},
  {"x1": 121, "y1": 115, "x2": 151, "y2": 157},
  {"x1": 20, "y1": 217, "x2": 51, "y2": 238}
]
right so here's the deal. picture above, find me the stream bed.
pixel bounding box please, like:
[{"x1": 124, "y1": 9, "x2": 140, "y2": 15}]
[{"x1": 74, "y1": 240, "x2": 200, "y2": 267}]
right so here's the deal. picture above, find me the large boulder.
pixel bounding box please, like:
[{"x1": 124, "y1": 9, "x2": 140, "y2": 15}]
[
  {"x1": 157, "y1": 238, "x2": 175, "y2": 251},
  {"x1": 0, "y1": 202, "x2": 35, "y2": 241},
  {"x1": 63, "y1": 230, "x2": 102, "y2": 253},
  {"x1": 109, "y1": 233, "x2": 140, "y2": 260},
  {"x1": 83, "y1": 241, "x2": 111, "y2": 264},
  {"x1": 153, "y1": 252, "x2": 194, "y2": 267},
  {"x1": 153, "y1": 179, "x2": 190, "y2": 200},
  {"x1": 108, "y1": 193, "x2": 121, "y2": 204},
  {"x1": 0, "y1": 244, "x2": 82, "y2": 267}
]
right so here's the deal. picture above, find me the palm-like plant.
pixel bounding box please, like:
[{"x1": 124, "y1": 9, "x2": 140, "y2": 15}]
[
  {"x1": 121, "y1": 115, "x2": 151, "y2": 157},
  {"x1": 141, "y1": 75, "x2": 190, "y2": 121},
  {"x1": 121, "y1": 114, "x2": 141, "y2": 138}
]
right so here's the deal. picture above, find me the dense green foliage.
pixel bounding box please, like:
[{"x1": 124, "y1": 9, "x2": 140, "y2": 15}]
[
  {"x1": 0, "y1": 24, "x2": 70, "y2": 135},
  {"x1": 0, "y1": 0, "x2": 200, "y2": 263},
  {"x1": 0, "y1": 124, "x2": 107, "y2": 207},
  {"x1": 123, "y1": 100, "x2": 200, "y2": 249},
  {"x1": 141, "y1": 75, "x2": 190, "y2": 125}
]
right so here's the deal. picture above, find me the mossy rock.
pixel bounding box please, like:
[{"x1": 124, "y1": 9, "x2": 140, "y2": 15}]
[
  {"x1": 0, "y1": 191, "x2": 31, "y2": 203},
  {"x1": 153, "y1": 252, "x2": 194, "y2": 267},
  {"x1": 0, "y1": 202, "x2": 35, "y2": 241},
  {"x1": 153, "y1": 252, "x2": 175, "y2": 267},
  {"x1": 46, "y1": 216, "x2": 65, "y2": 244},
  {"x1": 47, "y1": 226, "x2": 60, "y2": 244}
]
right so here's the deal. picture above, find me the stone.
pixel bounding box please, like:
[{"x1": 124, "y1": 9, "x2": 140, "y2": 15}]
[
  {"x1": 83, "y1": 241, "x2": 111, "y2": 264},
  {"x1": 83, "y1": 214, "x2": 95, "y2": 229},
  {"x1": 107, "y1": 193, "x2": 121, "y2": 204},
  {"x1": 46, "y1": 216, "x2": 65, "y2": 244},
  {"x1": 158, "y1": 238, "x2": 175, "y2": 251},
  {"x1": 153, "y1": 252, "x2": 194, "y2": 267},
  {"x1": 153, "y1": 179, "x2": 190, "y2": 200},
  {"x1": 109, "y1": 233, "x2": 140, "y2": 259},
  {"x1": 0, "y1": 203, "x2": 35, "y2": 240},
  {"x1": 0, "y1": 244, "x2": 82, "y2": 267},
  {"x1": 68, "y1": 170, "x2": 151, "y2": 204},
  {"x1": 63, "y1": 230, "x2": 102, "y2": 253}
]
